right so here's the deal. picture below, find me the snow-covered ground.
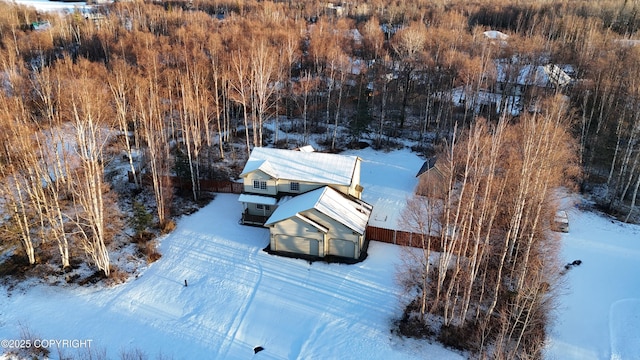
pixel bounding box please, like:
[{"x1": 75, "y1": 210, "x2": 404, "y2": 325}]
[
  {"x1": 5, "y1": 0, "x2": 88, "y2": 13},
  {"x1": 545, "y1": 205, "x2": 640, "y2": 360},
  {"x1": 345, "y1": 147, "x2": 424, "y2": 230},
  {"x1": 0, "y1": 147, "x2": 638, "y2": 360},
  {"x1": 0, "y1": 193, "x2": 462, "y2": 359},
  {"x1": 0, "y1": 149, "x2": 464, "y2": 359}
]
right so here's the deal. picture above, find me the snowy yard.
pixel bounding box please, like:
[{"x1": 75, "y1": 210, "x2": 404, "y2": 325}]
[
  {"x1": 0, "y1": 193, "x2": 461, "y2": 360},
  {"x1": 0, "y1": 149, "x2": 462, "y2": 359},
  {"x1": 0, "y1": 148, "x2": 638, "y2": 360},
  {"x1": 545, "y1": 206, "x2": 640, "y2": 360},
  {"x1": 344, "y1": 147, "x2": 425, "y2": 230}
]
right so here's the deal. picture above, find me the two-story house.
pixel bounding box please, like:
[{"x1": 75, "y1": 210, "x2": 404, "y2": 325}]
[
  {"x1": 239, "y1": 147, "x2": 363, "y2": 225},
  {"x1": 238, "y1": 147, "x2": 370, "y2": 259}
]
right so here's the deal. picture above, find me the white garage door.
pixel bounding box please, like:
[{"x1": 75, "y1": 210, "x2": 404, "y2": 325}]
[
  {"x1": 275, "y1": 235, "x2": 319, "y2": 256},
  {"x1": 328, "y1": 238, "x2": 356, "y2": 258}
]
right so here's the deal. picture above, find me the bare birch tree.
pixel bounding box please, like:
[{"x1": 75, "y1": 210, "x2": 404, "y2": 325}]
[
  {"x1": 250, "y1": 37, "x2": 279, "y2": 148},
  {"x1": 229, "y1": 48, "x2": 252, "y2": 153},
  {"x1": 400, "y1": 95, "x2": 579, "y2": 357},
  {"x1": 136, "y1": 71, "x2": 173, "y2": 225},
  {"x1": 109, "y1": 58, "x2": 141, "y2": 188},
  {"x1": 177, "y1": 61, "x2": 210, "y2": 201},
  {"x1": 68, "y1": 69, "x2": 112, "y2": 276}
]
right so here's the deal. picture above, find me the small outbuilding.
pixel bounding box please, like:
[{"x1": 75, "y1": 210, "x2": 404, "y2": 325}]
[
  {"x1": 415, "y1": 158, "x2": 449, "y2": 198},
  {"x1": 553, "y1": 210, "x2": 569, "y2": 233},
  {"x1": 264, "y1": 186, "x2": 372, "y2": 260}
]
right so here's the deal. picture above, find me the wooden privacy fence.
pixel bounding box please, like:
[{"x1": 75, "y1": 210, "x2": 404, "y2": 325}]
[
  {"x1": 128, "y1": 172, "x2": 243, "y2": 194},
  {"x1": 365, "y1": 225, "x2": 440, "y2": 251}
]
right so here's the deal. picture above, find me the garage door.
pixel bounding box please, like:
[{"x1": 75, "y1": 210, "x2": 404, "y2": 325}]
[
  {"x1": 275, "y1": 235, "x2": 319, "y2": 256},
  {"x1": 328, "y1": 238, "x2": 356, "y2": 258}
]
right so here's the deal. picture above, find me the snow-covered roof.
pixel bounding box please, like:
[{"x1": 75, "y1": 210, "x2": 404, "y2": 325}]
[
  {"x1": 265, "y1": 186, "x2": 372, "y2": 234},
  {"x1": 295, "y1": 214, "x2": 329, "y2": 233},
  {"x1": 483, "y1": 30, "x2": 509, "y2": 41},
  {"x1": 237, "y1": 194, "x2": 278, "y2": 205},
  {"x1": 495, "y1": 61, "x2": 573, "y2": 88},
  {"x1": 241, "y1": 159, "x2": 278, "y2": 178},
  {"x1": 495, "y1": 62, "x2": 549, "y2": 86},
  {"x1": 240, "y1": 147, "x2": 359, "y2": 186},
  {"x1": 296, "y1": 145, "x2": 315, "y2": 152},
  {"x1": 349, "y1": 29, "x2": 363, "y2": 44},
  {"x1": 542, "y1": 64, "x2": 572, "y2": 87}
]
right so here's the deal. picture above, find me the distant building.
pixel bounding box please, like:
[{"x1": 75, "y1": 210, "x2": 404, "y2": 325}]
[
  {"x1": 325, "y1": 2, "x2": 345, "y2": 17},
  {"x1": 415, "y1": 158, "x2": 449, "y2": 199},
  {"x1": 494, "y1": 61, "x2": 572, "y2": 96},
  {"x1": 483, "y1": 30, "x2": 509, "y2": 45},
  {"x1": 31, "y1": 21, "x2": 51, "y2": 31}
]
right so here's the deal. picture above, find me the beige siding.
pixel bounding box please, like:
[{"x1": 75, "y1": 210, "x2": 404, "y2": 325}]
[
  {"x1": 276, "y1": 180, "x2": 353, "y2": 197},
  {"x1": 269, "y1": 217, "x2": 326, "y2": 257},
  {"x1": 276, "y1": 180, "x2": 323, "y2": 194},
  {"x1": 243, "y1": 170, "x2": 277, "y2": 195},
  {"x1": 275, "y1": 235, "x2": 319, "y2": 256},
  {"x1": 301, "y1": 209, "x2": 361, "y2": 259},
  {"x1": 348, "y1": 158, "x2": 363, "y2": 199},
  {"x1": 246, "y1": 203, "x2": 276, "y2": 217},
  {"x1": 416, "y1": 164, "x2": 448, "y2": 199},
  {"x1": 328, "y1": 238, "x2": 356, "y2": 258},
  {"x1": 331, "y1": 184, "x2": 351, "y2": 195}
]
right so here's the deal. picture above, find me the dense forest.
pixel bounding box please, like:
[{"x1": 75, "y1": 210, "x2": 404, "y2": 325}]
[{"x1": 0, "y1": 0, "x2": 639, "y2": 358}]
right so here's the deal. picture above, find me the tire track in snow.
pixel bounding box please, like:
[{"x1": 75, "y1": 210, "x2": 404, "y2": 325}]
[
  {"x1": 170, "y1": 233, "x2": 263, "y2": 353},
  {"x1": 269, "y1": 260, "x2": 399, "y2": 358},
  {"x1": 260, "y1": 259, "x2": 398, "y2": 318},
  {"x1": 301, "y1": 271, "x2": 379, "y2": 354},
  {"x1": 102, "y1": 228, "x2": 265, "y2": 353},
  {"x1": 293, "y1": 267, "x2": 351, "y2": 359},
  {"x1": 215, "y1": 245, "x2": 264, "y2": 359}
]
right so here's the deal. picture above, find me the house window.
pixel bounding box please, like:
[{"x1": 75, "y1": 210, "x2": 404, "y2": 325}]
[
  {"x1": 253, "y1": 180, "x2": 267, "y2": 190},
  {"x1": 256, "y1": 204, "x2": 271, "y2": 210},
  {"x1": 290, "y1": 182, "x2": 300, "y2": 192}
]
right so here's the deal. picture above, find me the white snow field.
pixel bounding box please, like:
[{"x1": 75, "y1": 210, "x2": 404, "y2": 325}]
[
  {"x1": 545, "y1": 207, "x2": 640, "y2": 360},
  {"x1": 0, "y1": 149, "x2": 465, "y2": 359},
  {"x1": 5, "y1": 0, "x2": 88, "y2": 12},
  {"x1": 1, "y1": 147, "x2": 639, "y2": 360},
  {"x1": 0, "y1": 193, "x2": 462, "y2": 360},
  {"x1": 345, "y1": 147, "x2": 425, "y2": 230}
]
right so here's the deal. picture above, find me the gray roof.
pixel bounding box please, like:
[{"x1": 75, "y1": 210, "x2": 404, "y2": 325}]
[{"x1": 416, "y1": 157, "x2": 438, "y2": 177}]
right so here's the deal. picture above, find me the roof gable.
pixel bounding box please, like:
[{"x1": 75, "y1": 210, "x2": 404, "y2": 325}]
[
  {"x1": 295, "y1": 214, "x2": 329, "y2": 233},
  {"x1": 416, "y1": 157, "x2": 438, "y2": 177},
  {"x1": 265, "y1": 186, "x2": 372, "y2": 234},
  {"x1": 312, "y1": 187, "x2": 372, "y2": 234},
  {"x1": 495, "y1": 62, "x2": 549, "y2": 87},
  {"x1": 241, "y1": 159, "x2": 277, "y2": 178},
  {"x1": 240, "y1": 147, "x2": 359, "y2": 186}
]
